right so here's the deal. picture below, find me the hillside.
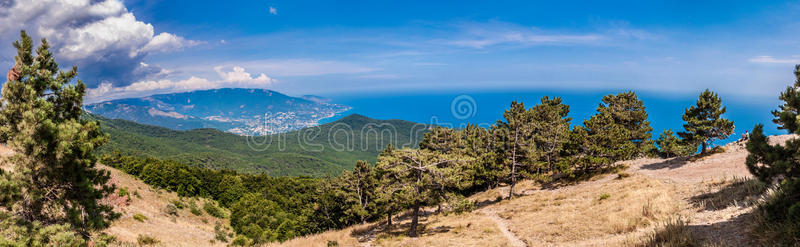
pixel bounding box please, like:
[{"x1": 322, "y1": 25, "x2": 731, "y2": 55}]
[
  {"x1": 275, "y1": 137, "x2": 790, "y2": 247},
  {"x1": 0, "y1": 145, "x2": 232, "y2": 247},
  {"x1": 85, "y1": 88, "x2": 351, "y2": 135},
  {"x1": 89, "y1": 113, "x2": 428, "y2": 177}
]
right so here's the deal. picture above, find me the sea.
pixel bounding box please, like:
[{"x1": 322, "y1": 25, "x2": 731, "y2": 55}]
[{"x1": 321, "y1": 89, "x2": 785, "y2": 146}]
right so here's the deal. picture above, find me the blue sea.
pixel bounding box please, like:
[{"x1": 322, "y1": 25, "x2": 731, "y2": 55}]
[{"x1": 321, "y1": 90, "x2": 785, "y2": 145}]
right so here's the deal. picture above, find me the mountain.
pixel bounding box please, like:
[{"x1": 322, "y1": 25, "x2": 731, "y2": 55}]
[
  {"x1": 84, "y1": 88, "x2": 351, "y2": 135},
  {"x1": 89, "y1": 113, "x2": 429, "y2": 177}
]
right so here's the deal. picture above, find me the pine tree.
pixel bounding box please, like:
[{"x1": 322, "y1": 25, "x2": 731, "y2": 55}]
[
  {"x1": 419, "y1": 126, "x2": 463, "y2": 154},
  {"x1": 747, "y1": 65, "x2": 800, "y2": 183},
  {"x1": 569, "y1": 92, "x2": 652, "y2": 171},
  {"x1": 530, "y1": 96, "x2": 572, "y2": 173},
  {"x1": 375, "y1": 148, "x2": 468, "y2": 237},
  {"x1": 745, "y1": 65, "x2": 800, "y2": 242},
  {"x1": 0, "y1": 31, "x2": 115, "y2": 236},
  {"x1": 495, "y1": 101, "x2": 537, "y2": 199},
  {"x1": 337, "y1": 160, "x2": 377, "y2": 224},
  {"x1": 655, "y1": 129, "x2": 695, "y2": 158},
  {"x1": 596, "y1": 92, "x2": 654, "y2": 157},
  {"x1": 678, "y1": 89, "x2": 735, "y2": 154}
]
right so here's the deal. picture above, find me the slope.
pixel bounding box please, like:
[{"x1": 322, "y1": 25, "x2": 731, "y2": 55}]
[
  {"x1": 89, "y1": 113, "x2": 428, "y2": 177},
  {"x1": 275, "y1": 136, "x2": 788, "y2": 247}
]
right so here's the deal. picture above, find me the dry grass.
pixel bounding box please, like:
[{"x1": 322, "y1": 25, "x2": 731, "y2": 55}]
[
  {"x1": 100, "y1": 164, "x2": 230, "y2": 247},
  {"x1": 495, "y1": 174, "x2": 684, "y2": 246},
  {"x1": 266, "y1": 224, "x2": 363, "y2": 247}
]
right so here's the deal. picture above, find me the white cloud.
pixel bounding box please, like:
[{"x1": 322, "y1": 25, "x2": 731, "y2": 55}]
[
  {"x1": 214, "y1": 66, "x2": 276, "y2": 85},
  {"x1": 748, "y1": 56, "x2": 800, "y2": 64},
  {"x1": 0, "y1": 0, "x2": 201, "y2": 84},
  {"x1": 86, "y1": 66, "x2": 276, "y2": 103},
  {"x1": 269, "y1": 6, "x2": 278, "y2": 15},
  {"x1": 140, "y1": 32, "x2": 204, "y2": 54},
  {"x1": 442, "y1": 22, "x2": 604, "y2": 49}
]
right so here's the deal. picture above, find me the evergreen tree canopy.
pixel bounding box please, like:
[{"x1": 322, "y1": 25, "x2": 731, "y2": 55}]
[
  {"x1": 0, "y1": 31, "x2": 114, "y2": 237},
  {"x1": 375, "y1": 148, "x2": 469, "y2": 237},
  {"x1": 530, "y1": 96, "x2": 572, "y2": 173},
  {"x1": 495, "y1": 101, "x2": 537, "y2": 198},
  {"x1": 655, "y1": 129, "x2": 695, "y2": 158},
  {"x1": 571, "y1": 92, "x2": 653, "y2": 169},
  {"x1": 747, "y1": 65, "x2": 800, "y2": 183},
  {"x1": 678, "y1": 89, "x2": 735, "y2": 154}
]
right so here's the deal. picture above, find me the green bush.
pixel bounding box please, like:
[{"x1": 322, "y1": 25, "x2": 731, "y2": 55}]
[
  {"x1": 214, "y1": 222, "x2": 229, "y2": 242},
  {"x1": 118, "y1": 187, "x2": 130, "y2": 197},
  {"x1": 599, "y1": 193, "x2": 611, "y2": 201},
  {"x1": 231, "y1": 235, "x2": 252, "y2": 246},
  {"x1": 133, "y1": 213, "x2": 148, "y2": 222},
  {"x1": 189, "y1": 200, "x2": 203, "y2": 216},
  {"x1": 171, "y1": 199, "x2": 185, "y2": 209},
  {"x1": 204, "y1": 201, "x2": 225, "y2": 218},
  {"x1": 137, "y1": 234, "x2": 160, "y2": 246}
]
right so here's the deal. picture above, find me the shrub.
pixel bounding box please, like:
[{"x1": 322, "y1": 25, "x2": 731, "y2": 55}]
[
  {"x1": 133, "y1": 213, "x2": 148, "y2": 222},
  {"x1": 231, "y1": 235, "x2": 252, "y2": 246},
  {"x1": 171, "y1": 199, "x2": 185, "y2": 209},
  {"x1": 164, "y1": 204, "x2": 179, "y2": 216},
  {"x1": 640, "y1": 217, "x2": 697, "y2": 247},
  {"x1": 204, "y1": 201, "x2": 225, "y2": 218},
  {"x1": 189, "y1": 200, "x2": 203, "y2": 216},
  {"x1": 214, "y1": 222, "x2": 229, "y2": 242},
  {"x1": 137, "y1": 234, "x2": 160, "y2": 246},
  {"x1": 327, "y1": 240, "x2": 339, "y2": 246},
  {"x1": 118, "y1": 187, "x2": 130, "y2": 197},
  {"x1": 599, "y1": 193, "x2": 611, "y2": 201}
]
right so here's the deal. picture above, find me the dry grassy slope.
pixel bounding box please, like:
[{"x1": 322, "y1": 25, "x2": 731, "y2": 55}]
[
  {"x1": 101, "y1": 164, "x2": 232, "y2": 247},
  {"x1": 276, "y1": 135, "x2": 795, "y2": 247},
  {"x1": 0, "y1": 144, "x2": 232, "y2": 247}
]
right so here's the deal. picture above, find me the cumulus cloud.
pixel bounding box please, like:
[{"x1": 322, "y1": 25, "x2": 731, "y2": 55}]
[
  {"x1": 748, "y1": 56, "x2": 800, "y2": 64},
  {"x1": 86, "y1": 66, "x2": 276, "y2": 103},
  {"x1": 0, "y1": 0, "x2": 202, "y2": 86},
  {"x1": 214, "y1": 66, "x2": 276, "y2": 85}
]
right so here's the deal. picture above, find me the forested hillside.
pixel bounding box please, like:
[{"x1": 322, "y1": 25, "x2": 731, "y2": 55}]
[{"x1": 89, "y1": 113, "x2": 428, "y2": 177}]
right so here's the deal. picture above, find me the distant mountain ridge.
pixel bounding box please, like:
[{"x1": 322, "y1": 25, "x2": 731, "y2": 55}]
[
  {"x1": 89, "y1": 113, "x2": 429, "y2": 177},
  {"x1": 84, "y1": 88, "x2": 351, "y2": 135}
]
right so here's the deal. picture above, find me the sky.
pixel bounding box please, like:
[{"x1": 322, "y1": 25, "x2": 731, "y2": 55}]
[{"x1": 0, "y1": 0, "x2": 799, "y2": 103}]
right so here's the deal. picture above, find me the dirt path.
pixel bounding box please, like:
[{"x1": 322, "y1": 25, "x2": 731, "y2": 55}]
[{"x1": 479, "y1": 208, "x2": 527, "y2": 247}]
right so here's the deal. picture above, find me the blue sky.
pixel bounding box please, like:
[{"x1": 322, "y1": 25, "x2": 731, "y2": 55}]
[{"x1": 1, "y1": 0, "x2": 799, "y2": 103}]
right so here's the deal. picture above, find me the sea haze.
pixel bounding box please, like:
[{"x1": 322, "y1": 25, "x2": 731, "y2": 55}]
[{"x1": 323, "y1": 90, "x2": 784, "y2": 145}]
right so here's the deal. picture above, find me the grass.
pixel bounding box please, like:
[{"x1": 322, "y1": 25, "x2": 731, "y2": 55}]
[
  {"x1": 500, "y1": 174, "x2": 682, "y2": 245},
  {"x1": 136, "y1": 234, "x2": 160, "y2": 246},
  {"x1": 639, "y1": 217, "x2": 699, "y2": 247},
  {"x1": 691, "y1": 177, "x2": 766, "y2": 210},
  {"x1": 133, "y1": 213, "x2": 148, "y2": 222}
]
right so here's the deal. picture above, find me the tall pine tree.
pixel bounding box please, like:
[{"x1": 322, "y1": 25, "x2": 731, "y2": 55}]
[
  {"x1": 678, "y1": 89, "x2": 734, "y2": 154},
  {"x1": 375, "y1": 148, "x2": 468, "y2": 237},
  {"x1": 495, "y1": 101, "x2": 537, "y2": 199},
  {"x1": 0, "y1": 31, "x2": 114, "y2": 238}
]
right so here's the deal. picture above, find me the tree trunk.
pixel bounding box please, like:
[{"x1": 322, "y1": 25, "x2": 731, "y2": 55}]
[
  {"x1": 387, "y1": 212, "x2": 392, "y2": 226},
  {"x1": 701, "y1": 142, "x2": 707, "y2": 154},
  {"x1": 409, "y1": 202, "x2": 420, "y2": 237}
]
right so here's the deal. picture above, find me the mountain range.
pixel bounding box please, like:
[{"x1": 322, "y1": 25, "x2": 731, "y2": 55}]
[{"x1": 84, "y1": 88, "x2": 351, "y2": 135}]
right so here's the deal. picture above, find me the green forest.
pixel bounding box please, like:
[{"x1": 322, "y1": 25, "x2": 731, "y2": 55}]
[{"x1": 88, "y1": 113, "x2": 427, "y2": 177}]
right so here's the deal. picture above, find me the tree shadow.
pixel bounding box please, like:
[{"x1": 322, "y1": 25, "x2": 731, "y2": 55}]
[
  {"x1": 689, "y1": 178, "x2": 765, "y2": 211},
  {"x1": 686, "y1": 212, "x2": 753, "y2": 246},
  {"x1": 641, "y1": 147, "x2": 727, "y2": 170}
]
